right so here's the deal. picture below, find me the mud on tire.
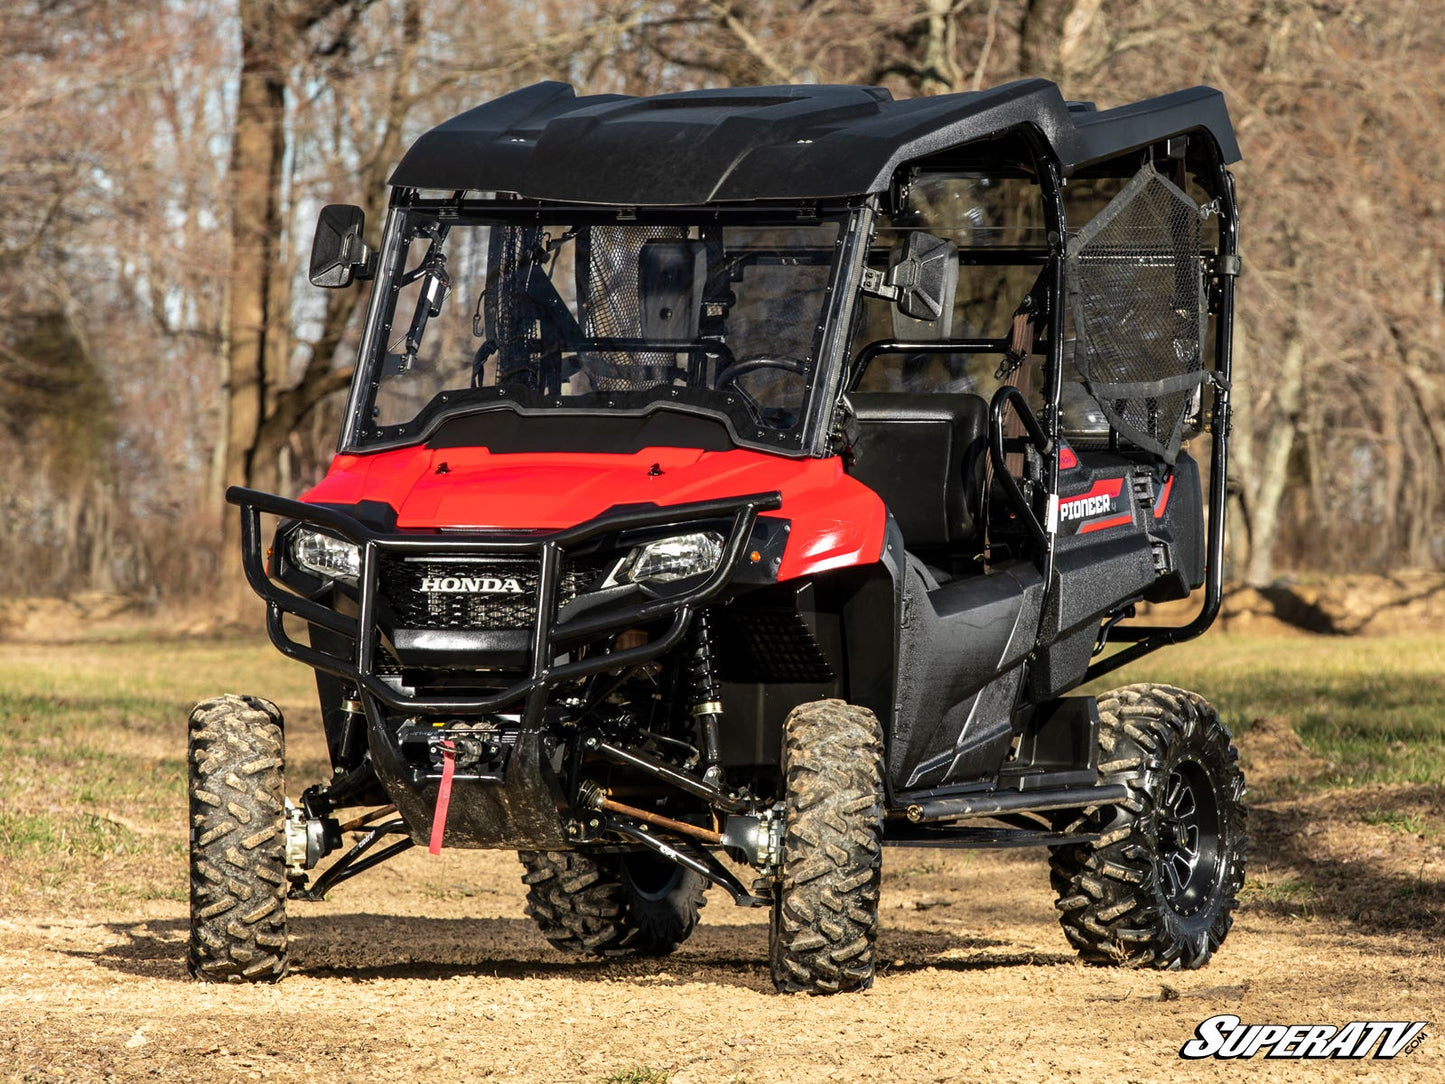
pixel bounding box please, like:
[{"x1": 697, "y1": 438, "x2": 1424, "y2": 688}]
[
  {"x1": 519, "y1": 850, "x2": 708, "y2": 956},
  {"x1": 187, "y1": 694, "x2": 289, "y2": 983},
  {"x1": 1050, "y1": 683, "x2": 1246, "y2": 970},
  {"x1": 769, "y1": 698, "x2": 885, "y2": 994}
]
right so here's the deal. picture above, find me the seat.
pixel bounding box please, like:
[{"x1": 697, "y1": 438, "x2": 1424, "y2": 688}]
[{"x1": 845, "y1": 392, "x2": 989, "y2": 548}]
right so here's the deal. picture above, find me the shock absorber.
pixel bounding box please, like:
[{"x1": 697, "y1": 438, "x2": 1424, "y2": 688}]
[{"x1": 684, "y1": 609, "x2": 725, "y2": 783}]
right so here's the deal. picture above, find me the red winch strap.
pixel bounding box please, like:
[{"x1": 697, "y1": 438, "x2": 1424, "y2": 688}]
[{"x1": 428, "y1": 741, "x2": 456, "y2": 855}]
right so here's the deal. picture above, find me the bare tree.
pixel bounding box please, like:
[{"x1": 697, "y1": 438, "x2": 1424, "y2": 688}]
[{"x1": 3, "y1": 0, "x2": 1444, "y2": 608}]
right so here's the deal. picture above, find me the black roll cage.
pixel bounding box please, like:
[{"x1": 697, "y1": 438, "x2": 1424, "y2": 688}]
[{"x1": 841, "y1": 128, "x2": 1238, "y2": 675}]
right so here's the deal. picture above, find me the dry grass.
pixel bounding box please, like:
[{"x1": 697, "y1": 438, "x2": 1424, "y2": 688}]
[
  {"x1": 1093, "y1": 632, "x2": 1445, "y2": 792},
  {"x1": 1, "y1": 629, "x2": 1441, "y2": 911}
]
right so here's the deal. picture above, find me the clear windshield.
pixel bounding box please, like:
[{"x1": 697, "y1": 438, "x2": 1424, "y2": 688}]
[{"x1": 347, "y1": 202, "x2": 849, "y2": 452}]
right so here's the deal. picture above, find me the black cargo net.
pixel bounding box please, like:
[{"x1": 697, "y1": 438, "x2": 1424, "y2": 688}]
[
  {"x1": 578, "y1": 224, "x2": 688, "y2": 390},
  {"x1": 1066, "y1": 165, "x2": 1208, "y2": 463}
]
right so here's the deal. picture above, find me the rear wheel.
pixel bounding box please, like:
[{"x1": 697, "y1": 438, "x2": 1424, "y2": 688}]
[
  {"x1": 187, "y1": 695, "x2": 289, "y2": 983},
  {"x1": 769, "y1": 699, "x2": 885, "y2": 994},
  {"x1": 519, "y1": 849, "x2": 708, "y2": 956},
  {"x1": 1049, "y1": 683, "x2": 1246, "y2": 970}
]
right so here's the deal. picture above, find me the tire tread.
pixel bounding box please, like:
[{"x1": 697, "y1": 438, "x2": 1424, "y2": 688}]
[
  {"x1": 188, "y1": 694, "x2": 288, "y2": 984},
  {"x1": 518, "y1": 850, "x2": 707, "y2": 957},
  {"x1": 770, "y1": 699, "x2": 885, "y2": 995},
  {"x1": 1049, "y1": 683, "x2": 1246, "y2": 971}
]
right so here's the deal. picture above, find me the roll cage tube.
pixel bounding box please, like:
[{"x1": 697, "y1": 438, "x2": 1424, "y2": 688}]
[
  {"x1": 835, "y1": 147, "x2": 1070, "y2": 591},
  {"x1": 338, "y1": 203, "x2": 406, "y2": 452},
  {"x1": 226, "y1": 486, "x2": 781, "y2": 719},
  {"x1": 835, "y1": 135, "x2": 1233, "y2": 666},
  {"x1": 1085, "y1": 158, "x2": 1238, "y2": 680}
]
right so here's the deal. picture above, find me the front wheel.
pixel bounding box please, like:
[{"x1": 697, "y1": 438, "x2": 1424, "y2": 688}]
[
  {"x1": 187, "y1": 695, "x2": 289, "y2": 983},
  {"x1": 1049, "y1": 684, "x2": 1246, "y2": 970},
  {"x1": 769, "y1": 699, "x2": 885, "y2": 994},
  {"x1": 519, "y1": 850, "x2": 708, "y2": 956}
]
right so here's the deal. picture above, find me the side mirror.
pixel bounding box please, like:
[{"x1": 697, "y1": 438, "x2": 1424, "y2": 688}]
[
  {"x1": 309, "y1": 205, "x2": 371, "y2": 288},
  {"x1": 860, "y1": 231, "x2": 960, "y2": 335},
  {"x1": 891, "y1": 231, "x2": 958, "y2": 323}
]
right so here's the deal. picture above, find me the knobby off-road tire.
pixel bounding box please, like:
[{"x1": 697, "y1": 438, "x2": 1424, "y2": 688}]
[
  {"x1": 1050, "y1": 683, "x2": 1246, "y2": 970},
  {"x1": 769, "y1": 699, "x2": 885, "y2": 994},
  {"x1": 518, "y1": 850, "x2": 708, "y2": 956},
  {"x1": 187, "y1": 695, "x2": 289, "y2": 983}
]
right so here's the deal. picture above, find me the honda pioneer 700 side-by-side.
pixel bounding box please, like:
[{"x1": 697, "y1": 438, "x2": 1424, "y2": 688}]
[{"x1": 193, "y1": 78, "x2": 1245, "y2": 992}]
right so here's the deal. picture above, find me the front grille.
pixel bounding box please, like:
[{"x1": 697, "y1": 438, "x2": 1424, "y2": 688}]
[{"x1": 378, "y1": 555, "x2": 590, "y2": 631}]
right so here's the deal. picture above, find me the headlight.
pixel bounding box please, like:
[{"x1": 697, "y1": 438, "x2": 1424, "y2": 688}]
[
  {"x1": 289, "y1": 528, "x2": 361, "y2": 584},
  {"x1": 606, "y1": 531, "x2": 725, "y2": 587}
]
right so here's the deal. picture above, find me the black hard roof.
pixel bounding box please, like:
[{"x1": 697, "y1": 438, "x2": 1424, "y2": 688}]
[{"x1": 390, "y1": 79, "x2": 1240, "y2": 205}]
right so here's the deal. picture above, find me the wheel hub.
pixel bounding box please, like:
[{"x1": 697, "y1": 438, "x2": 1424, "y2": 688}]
[{"x1": 1156, "y1": 759, "x2": 1222, "y2": 916}]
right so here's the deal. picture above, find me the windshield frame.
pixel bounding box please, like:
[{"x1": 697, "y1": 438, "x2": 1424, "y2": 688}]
[{"x1": 338, "y1": 192, "x2": 870, "y2": 459}]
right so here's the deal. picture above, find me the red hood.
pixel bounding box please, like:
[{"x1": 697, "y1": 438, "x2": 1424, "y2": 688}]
[{"x1": 302, "y1": 445, "x2": 886, "y2": 580}]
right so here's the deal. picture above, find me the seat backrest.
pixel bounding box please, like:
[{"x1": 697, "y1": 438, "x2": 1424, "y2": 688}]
[{"x1": 845, "y1": 392, "x2": 988, "y2": 547}]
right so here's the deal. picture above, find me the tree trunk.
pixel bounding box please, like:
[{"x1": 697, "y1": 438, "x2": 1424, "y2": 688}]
[
  {"x1": 1243, "y1": 338, "x2": 1306, "y2": 586},
  {"x1": 1019, "y1": 0, "x2": 1071, "y2": 79},
  {"x1": 919, "y1": 0, "x2": 962, "y2": 94},
  {"x1": 221, "y1": 0, "x2": 290, "y2": 573},
  {"x1": 219, "y1": 0, "x2": 380, "y2": 607}
]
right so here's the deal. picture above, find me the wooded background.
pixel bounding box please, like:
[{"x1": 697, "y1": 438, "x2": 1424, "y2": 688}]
[{"x1": 2, "y1": 0, "x2": 1441, "y2": 602}]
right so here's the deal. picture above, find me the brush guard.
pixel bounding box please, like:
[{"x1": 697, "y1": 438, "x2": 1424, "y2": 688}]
[{"x1": 227, "y1": 485, "x2": 781, "y2": 720}]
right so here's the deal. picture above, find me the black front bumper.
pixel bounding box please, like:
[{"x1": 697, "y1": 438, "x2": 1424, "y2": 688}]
[{"x1": 228, "y1": 485, "x2": 781, "y2": 721}]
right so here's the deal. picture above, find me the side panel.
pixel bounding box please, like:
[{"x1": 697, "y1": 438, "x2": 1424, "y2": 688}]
[
  {"x1": 1143, "y1": 451, "x2": 1205, "y2": 601},
  {"x1": 1031, "y1": 447, "x2": 1204, "y2": 698},
  {"x1": 833, "y1": 518, "x2": 1048, "y2": 795},
  {"x1": 887, "y1": 560, "x2": 1045, "y2": 791}
]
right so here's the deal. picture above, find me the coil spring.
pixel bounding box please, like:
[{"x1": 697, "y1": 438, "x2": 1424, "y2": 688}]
[{"x1": 684, "y1": 609, "x2": 721, "y2": 706}]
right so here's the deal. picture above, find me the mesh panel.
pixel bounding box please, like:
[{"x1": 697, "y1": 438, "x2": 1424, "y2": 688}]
[
  {"x1": 578, "y1": 225, "x2": 687, "y2": 390},
  {"x1": 1066, "y1": 166, "x2": 1208, "y2": 463}
]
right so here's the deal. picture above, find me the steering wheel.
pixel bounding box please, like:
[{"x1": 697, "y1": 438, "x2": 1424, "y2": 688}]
[
  {"x1": 715, "y1": 356, "x2": 807, "y2": 428},
  {"x1": 715, "y1": 356, "x2": 808, "y2": 390}
]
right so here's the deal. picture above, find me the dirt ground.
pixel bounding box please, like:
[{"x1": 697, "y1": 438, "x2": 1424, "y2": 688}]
[
  {"x1": 3, "y1": 792, "x2": 1442, "y2": 1082},
  {"x1": 1, "y1": 630, "x2": 1442, "y2": 1083}
]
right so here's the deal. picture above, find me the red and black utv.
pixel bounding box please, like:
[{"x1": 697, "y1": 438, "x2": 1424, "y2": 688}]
[{"x1": 192, "y1": 78, "x2": 1245, "y2": 992}]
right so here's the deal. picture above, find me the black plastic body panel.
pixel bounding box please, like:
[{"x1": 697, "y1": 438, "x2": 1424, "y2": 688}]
[
  {"x1": 998, "y1": 696, "x2": 1100, "y2": 791},
  {"x1": 362, "y1": 697, "x2": 571, "y2": 850},
  {"x1": 887, "y1": 559, "x2": 1045, "y2": 791},
  {"x1": 426, "y1": 406, "x2": 737, "y2": 454},
  {"x1": 1143, "y1": 451, "x2": 1205, "y2": 602}
]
